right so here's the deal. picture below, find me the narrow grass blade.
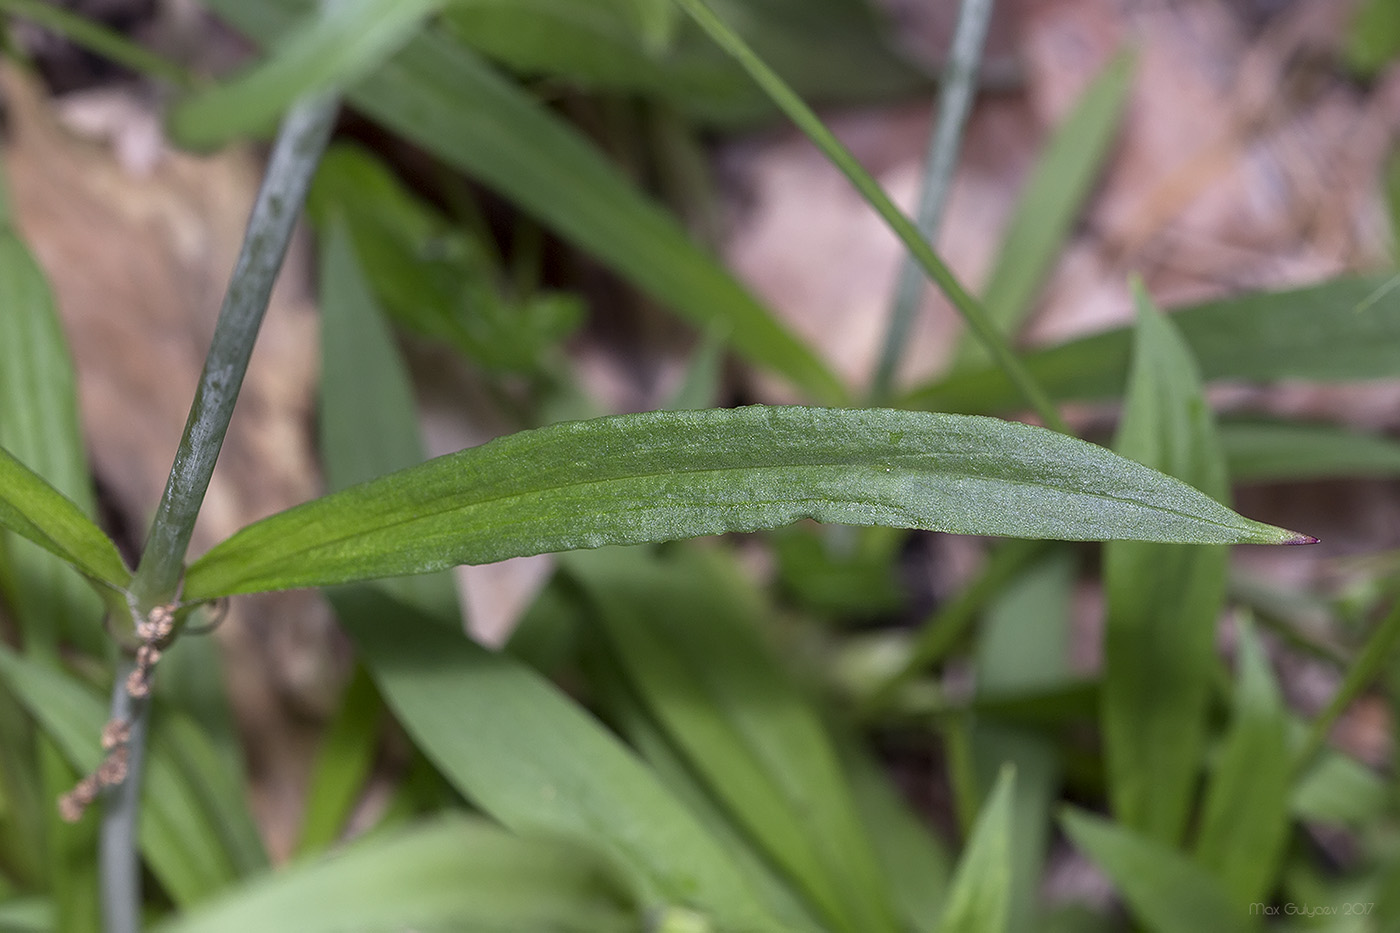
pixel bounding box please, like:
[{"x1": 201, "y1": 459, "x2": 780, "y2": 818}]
[
  {"x1": 567, "y1": 546, "x2": 900, "y2": 933},
  {"x1": 156, "y1": 815, "x2": 644, "y2": 933},
  {"x1": 834, "y1": 735, "x2": 952, "y2": 933},
  {"x1": 955, "y1": 51, "x2": 1134, "y2": 370},
  {"x1": 317, "y1": 218, "x2": 460, "y2": 618},
  {"x1": 329, "y1": 586, "x2": 777, "y2": 929},
  {"x1": 0, "y1": 235, "x2": 129, "y2": 594},
  {"x1": 935, "y1": 765, "x2": 1015, "y2": 933},
  {"x1": 1222, "y1": 418, "x2": 1400, "y2": 483},
  {"x1": 294, "y1": 665, "x2": 383, "y2": 856},
  {"x1": 0, "y1": 0, "x2": 193, "y2": 88},
  {"x1": 971, "y1": 550, "x2": 1075, "y2": 933},
  {"x1": 0, "y1": 646, "x2": 243, "y2": 906},
  {"x1": 1060, "y1": 809, "x2": 1251, "y2": 933},
  {"x1": 907, "y1": 275, "x2": 1400, "y2": 413},
  {"x1": 1102, "y1": 283, "x2": 1228, "y2": 844},
  {"x1": 202, "y1": 0, "x2": 845, "y2": 403},
  {"x1": 183, "y1": 405, "x2": 1307, "y2": 601},
  {"x1": 672, "y1": 0, "x2": 1063, "y2": 429},
  {"x1": 170, "y1": 0, "x2": 437, "y2": 147},
  {"x1": 1194, "y1": 616, "x2": 1290, "y2": 906}
]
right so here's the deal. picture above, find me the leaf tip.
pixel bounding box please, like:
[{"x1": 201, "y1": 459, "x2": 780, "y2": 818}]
[{"x1": 1283, "y1": 532, "x2": 1320, "y2": 546}]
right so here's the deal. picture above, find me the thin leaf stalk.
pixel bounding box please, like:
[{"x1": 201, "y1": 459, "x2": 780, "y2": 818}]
[
  {"x1": 870, "y1": 0, "x2": 994, "y2": 402},
  {"x1": 101, "y1": 92, "x2": 338, "y2": 933},
  {"x1": 673, "y1": 0, "x2": 1066, "y2": 433}
]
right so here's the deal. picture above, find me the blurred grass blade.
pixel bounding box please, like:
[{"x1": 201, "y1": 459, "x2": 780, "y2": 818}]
[
  {"x1": 971, "y1": 550, "x2": 1075, "y2": 933},
  {"x1": 330, "y1": 586, "x2": 777, "y2": 928},
  {"x1": 1345, "y1": 0, "x2": 1400, "y2": 77},
  {"x1": 202, "y1": 0, "x2": 845, "y2": 403},
  {"x1": 294, "y1": 665, "x2": 384, "y2": 856},
  {"x1": 0, "y1": 645, "x2": 244, "y2": 906},
  {"x1": 955, "y1": 51, "x2": 1133, "y2": 370},
  {"x1": 1101, "y1": 283, "x2": 1228, "y2": 845},
  {"x1": 671, "y1": 0, "x2": 1063, "y2": 429},
  {"x1": 157, "y1": 815, "x2": 643, "y2": 933},
  {"x1": 0, "y1": 0, "x2": 193, "y2": 88},
  {"x1": 1222, "y1": 418, "x2": 1400, "y2": 483},
  {"x1": 834, "y1": 736, "x2": 951, "y2": 933},
  {"x1": 0, "y1": 234, "x2": 130, "y2": 594},
  {"x1": 1060, "y1": 809, "x2": 1251, "y2": 933},
  {"x1": 1194, "y1": 615, "x2": 1290, "y2": 906},
  {"x1": 170, "y1": 0, "x2": 437, "y2": 146},
  {"x1": 935, "y1": 765, "x2": 1014, "y2": 933},
  {"x1": 907, "y1": 275, "x2": 1400, "y2": 413},
  {"x1": 567, "y1": 546, "x2": 900, "y2": 933},
  {"x1": 183, "y1": 406, "x2": 1308, "y2": 601}
]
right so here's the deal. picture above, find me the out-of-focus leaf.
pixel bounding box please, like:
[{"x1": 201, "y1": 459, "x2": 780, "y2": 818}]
[
  {"x1": 201, "y1": 0, "x2": 846, "y2": 402},
  {"x1": 834, "y1": 735, "x2": 951, "y2": 933},
  {"x1": 772, "y1": 526, "x2": 903, "y2": 618},
  {"x1": 956, "y1": 51, "x2": 1133, "y2": 369},
  {"x1": 0, "y1": 645, "x2": 241, "y2": 906},
  {"x1": 0, "y1": 896, "x2": 51, "y2": 932},
  {"x1": 1222, "y1": 419, "x2": 1400, "y2": 483},
  {"x1": 567, "y1": 546, "x2": 899, "y2": 933},
  {"x1": 1194, "y1": 616, "x2": 1290, "y2": 906},
  {"x1": 1060, "y1": 809, "x2": 1252, "y2": 933},
  {"x1": 1102, "y1": 284, "x2": 1227, "y2": 844},
  {"x1": 1291, "y1": 749, "x2": 1388, "y2": 825},
  {"x1": 972, "y1": 550, "x2": 1074, "y2": 933},
  {"x1": 294, "y1": 664, "x2": 384, "y2": 856},
  {"x1": 907, "y1": 276, "x2": 1400, "y2": 414},
  {"x1": 329, "y1": 586, "x2": 777, "y2": 929},
  {"x1": 157, "y1": 815, "x2": 643, "y2": 933},
  {"x1": 1345, "y1": 0, "x2": 1400, "y2": 77},
  {"x1": 935, "y1": 766, "x2": 1015, "y2": 933},
  {"x1": 185, "y1": 405, "x2": 1307, "y2": 601},
  {"x1": 169, "y1": 0, "x2": 440, "y2": 147}
]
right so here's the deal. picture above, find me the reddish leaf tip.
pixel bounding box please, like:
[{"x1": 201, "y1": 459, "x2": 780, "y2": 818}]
[{"x1": 1284, "y1": 533, "x2": 1320, "y2": 545}]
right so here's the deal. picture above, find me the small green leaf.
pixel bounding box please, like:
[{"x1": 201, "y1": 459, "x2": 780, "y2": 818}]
[
  {"x1": 956, "y1": 50, "x2": 1133, "y2": 370},
  {"x1": 1195, "y1": 616, "x2": 1290, "y2": 906},
  {"x1": 1102, "y1": 283, "x2": 1228, "y2": 845},
  {"x1": 169, "y1": 0, "x2": 441, "y2": 147},
  {"x1": 1061, "y1": 809, "x2": 1253, "y2": 933},
  {"x1": 936, "y1": 766, "x2": 1015, "y2": 933},
  {"x1": 183, "y1": 406, "x2": 1306, "y2": 601},
  {"x1": 908, "y1": 275, "x2": 1400, "y2": 414},
  {"x1": 0, "y1": 445, "x2": 129, "y2": 594},
  {"x1": 157, "y1": 815, "x2": 644, "y2": 933}
]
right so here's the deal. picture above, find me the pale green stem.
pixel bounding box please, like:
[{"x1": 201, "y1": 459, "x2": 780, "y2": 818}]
[
  {"x1": 101, "y1": 92, "x2": 338, "y2": 933},
  {"x1": 870, "y1": 0, "x2": 994, "y2": 402},
  {"x1": 673, "y1": 0, "x2": 1066, "y2": 432}
]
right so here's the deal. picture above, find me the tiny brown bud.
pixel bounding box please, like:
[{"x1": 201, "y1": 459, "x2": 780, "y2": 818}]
[{"x1": 100, "y1": 719, "x2": 131, "y2": 750}]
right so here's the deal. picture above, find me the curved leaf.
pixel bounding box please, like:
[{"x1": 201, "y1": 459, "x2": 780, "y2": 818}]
[
  {"x1": 158, "y1": 815, "x2": 643, "y2": 933},
  {"x1": 183, "y1": 406, "x2": 1307, "y2": 600}
]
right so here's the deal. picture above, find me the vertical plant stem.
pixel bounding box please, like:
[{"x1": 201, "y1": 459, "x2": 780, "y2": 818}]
[
  {"x1": 101, "y1": 92, "x2": 338, "y2": 933},
  {"x1": 673, "y1": 0, "x2": 1066, "y2": 433},
  {"x1": 870, "y1": 0, "x2": 994, "y2": 402}
]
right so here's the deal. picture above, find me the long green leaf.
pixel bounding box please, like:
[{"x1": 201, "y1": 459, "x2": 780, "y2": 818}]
[
  {"x1": 200, "y1": 0, "x2": 845, "y2": 402},
  {"x1": 1060, "y1": 809, "x2": 1253, "y2": 933},
  {"x1": 0, "y1": 646, "x2": 242, "y2": 906},
  {"x1": 183, "y1": 406, "x2": 1306, "y2": 600},
  {"x1": 330, "y1": 586, "x2": 777, "y2": 928},
  {"x1": 1222, "y1": 418, "x2": 1400, "y2": 483},
  {"x1": 935, "y1": 766, "x2": 1015, "y2": 933},
  {"x1": 956, "y1": 50, "x2": 1133, "y2": 370},
  {"x1": 568, "y1": 546, "x2": 899, "y2": 933},
  {"x1": 1102, "y1": 284, "x2": 1228, "y2": 844},
  {"x1": 908, "y1": 275, "x2": 1400, "y2": 413},
  {"x1": 157, "y1": 815, "x2": 643, "y2": 933},
  {"x1": 1194, "y1": 616, "x2": 1290, "y2": 906},
  {"x1": 170, "y1": 0, "x2": 440, "y2": 146}
]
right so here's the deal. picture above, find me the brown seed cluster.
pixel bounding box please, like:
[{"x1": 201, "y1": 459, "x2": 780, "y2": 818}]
[{"x1": 59, "y1": 603, "x2": 177, "y2": 822}]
